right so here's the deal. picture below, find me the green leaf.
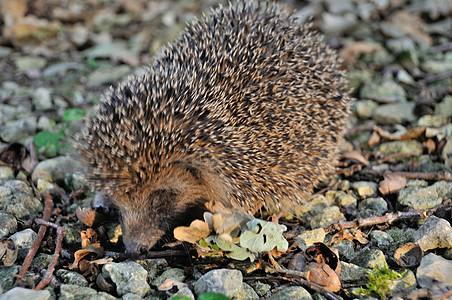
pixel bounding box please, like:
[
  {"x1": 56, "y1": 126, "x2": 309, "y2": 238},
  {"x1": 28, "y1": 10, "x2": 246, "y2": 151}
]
[
  {"x1": 86, "y1": 57, "x2": 99, "y2": 68},
  {"x1": 197, "y1": 293, "x2": 230, "y2": 300},
  {"x1": 240, "y1": 219, "x2": 288, "y2": 253},
  {"x1": 33, "y1": 130, "x2": 62, "y2": 157},
  {"x1": 63, "y1": 108, "x2": 85, "y2": 122},
  {"x1": 215, "y1": 236, "x2": 256, "y2": 262}
]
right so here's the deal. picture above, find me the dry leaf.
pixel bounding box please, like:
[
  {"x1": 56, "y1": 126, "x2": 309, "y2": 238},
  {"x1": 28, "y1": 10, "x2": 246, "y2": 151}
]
[
  {"x1": 0, "y1": 239, "x2": 18, "y2": 266},
  {"x1": 331, "y1": 229, "x2": 369, "y2": 245},
  {"x1": 76, "y1": 207, "x2": 97, "y2": 227},
  {"x1": 394, "y1": 242, "x2": 423, "y2": 268},
  {"x1": 340, "y1": 41, "x2": 383, "y2": 63},
  {"x1": 342, "y1": 150, "x2": 369, "y2": 165},
  {"x1": 374, "y1": 125, "x2": 426, "y2": 141},
  {"x1": 157, "y1": 278, "x2": 187, "y2": 291},
  {"x1": 81, "y1": 228, "x2": 98, "y2": 248},
  {"x1": 173, "y1": 219, "x2": 210, "y2": 243},
  {"x1": 368, "y1": 131, "x2": 381, "y2": 146},
  {"x1": 305, "y1": 243, "x2": 340, "y2": 274},
  {"x1": 211, "y1": 211, "x2": 253, "y2": 235},
  {"x1": 379, "y1": 173, "x2": 407, "y2": 195},
  {"x1": 1, "y1": 0, "x2": 27, "y2": 23},
  {"x1": 423, "y1": 139, "x2": 436, "y2": 154},
  {"x1": 306, "y1": 263, "x2": 341, "y2": 293}
]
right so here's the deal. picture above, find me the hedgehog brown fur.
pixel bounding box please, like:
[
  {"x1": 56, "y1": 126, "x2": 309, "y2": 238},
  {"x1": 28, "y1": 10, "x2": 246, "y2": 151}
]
[{"x1": 77, "y1": 2, "x2": 350, "y2": 254}]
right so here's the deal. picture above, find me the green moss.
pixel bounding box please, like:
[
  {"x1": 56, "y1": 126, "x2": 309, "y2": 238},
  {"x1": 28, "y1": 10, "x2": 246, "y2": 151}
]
[{"x1": 354, "y1": 264, "x2": 406, "y2": 299}]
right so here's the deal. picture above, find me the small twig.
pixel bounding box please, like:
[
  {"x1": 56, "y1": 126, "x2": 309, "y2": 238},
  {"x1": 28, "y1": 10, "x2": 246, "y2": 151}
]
[
  {"x1": 15, "y1": 193, "x2": 53, "y2": 286},
  {"x1": 34, "y1": 219, "x2": 66, "y2": 290},
  {"x1": 421, "y1": 71, "x2": 452, "y2": 84},
  {"x1": 389, "y1": 171, "x2": 452, "y2": 181},
  {"x1": 334, "y1": 164, "x2": 362, "y2": 177},
  {"x1": 324, "y1": 207, "x2": 440, "y2": 233}
]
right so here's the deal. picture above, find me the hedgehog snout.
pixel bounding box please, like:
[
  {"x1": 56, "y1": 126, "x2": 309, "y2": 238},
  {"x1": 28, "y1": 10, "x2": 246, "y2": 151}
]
[{"x1": 120, "y1": 208, "x2": 166, "y2": 255}]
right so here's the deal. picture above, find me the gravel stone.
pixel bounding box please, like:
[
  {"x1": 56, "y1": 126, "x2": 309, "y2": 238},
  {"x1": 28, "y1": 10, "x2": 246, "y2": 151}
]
[
  {"x1": 351, "y1": 181, "x2": 378, "y2": 198},
  {"x1": 373, "y1": 102, "x2": 416, "y2": 124},
  {"x1": 377, "y1": 140, "x2": 423, "y2": 155},
  {"x1": 387, "y1": 270, "x2": 416, "y2": 293},
  {"x1": 171, "y1": 287, "x2": 195, "y2": 300},
  {"x1": 0, "y1": 180, "x2": 42, "y2": 219},
  {"x1": 370, "y1": 230, "x2": 394, "y2": 250},
  {"x1": 0, "y1": 265, "x2": 20, "y2": 293},
  {"x1": 0, "y1": 287, "x2": 51, "y2": 300},
  {"x1": 417, "y1": 253, "x2": 452, "y2": 288},
  {"x1": 0, "y1": 211, "x2": 17, "y2": 239},
  {"x1": 0, "y1": 116, "x2": 37, "y2": 143},
  {"x1": 56, "y1": 269, "x2": 89, "y2": 287},
  {"x1": 31, "y1": 156, "x2": 82, "y2": 184},
  {"x1": 398, "y1": 186, "x2": 443, "y2": 210},
  {"x1": 267, "y1": 286, "x2": 312, "y2": 300},
  {"x1": 339, "y1": 262, "x2": 369, "y2": 284},
  {"x1": 9, "y1": 228, "x2": 37, "y2": 248},
  {"x1": 351, "y1": 248, "x2": 387, "y2": 269},
  {"x1": 413, "y1": 216, "x2": 452, "y2": 251},
  {"x1": 193, "y1": 269, "x2": 243, "y2": 298},
  {"x1": 151, "y1": 268, "x2": 185, "y2": 287},
  {"x1": 32, "y1": 87, "x2": 53, "y2": 111},
  {"x1": 309, "y1": 206, "x2": 345, "y2": 228},
  {"x1": 325, "y1": 190, "x2": 357, "y2": 206},
  {"x1": 59, "y1": 284, "x2": 117, "y2": 300},
  {"x1": 354, "y1": 100, "x2": 378, "y2": 119},
  {"x1": 295, "y1": 228, "x2": 326, "y2": 251},
  {"x1": 331, "y1": 239, "x2": 355, "y2": 260},
  {"x1": 103, "y1": 261, "x2": 150, "y2": 297},
  {"x1": 0, "y1": 166, "x2": 14, "y2": 184},
  {"x1": 361, "y1": 78, "x2": 406, "y2": 103},
  {"x1": 136, "y1": 258, "x2": 168, "y2": 281},
  {"x1": 358, "y1": 197, "x2": 388, "y2": 218}
]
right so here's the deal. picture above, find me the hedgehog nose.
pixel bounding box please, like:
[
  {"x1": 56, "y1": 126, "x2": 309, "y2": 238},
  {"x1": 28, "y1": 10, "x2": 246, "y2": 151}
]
[{"x1": 125, "y1": 242, "x2": 149, "y2": 258}]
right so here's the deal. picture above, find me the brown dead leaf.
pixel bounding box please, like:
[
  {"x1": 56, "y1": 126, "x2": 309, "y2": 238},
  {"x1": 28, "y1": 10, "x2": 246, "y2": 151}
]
[
  {"x1": 342, "y1": 150, "x2": 369, "y2": 166},
  {"x1": 76, "y1": 207, "x2": 97, "y2": 227},
  {"x1": 0, "y1": 239, "x2": 18, "y2": 266},
  {"x1": 379, "y1": 173, "x2": 407, "y2": 195},
  {"x1": 374, "y1": 125, "x2": 426, "y2": 141},
  {"x1": 0, "y1": 143, "x2": 27, "y2": 170},
  {"x1": 423, "y1": 139, "x2": 436, "y2": 154},
  {"x1": 157, "y1": 278, "x2": 187, "y2": 291},
  {"x1": 3, "y1": 16, "x2": 61, "y2": 45},
  {"x1": 211, "y1": 211, "x2": 253, "y2": 236},
  {"x1": 90, "y1": 257, "x2": 113, "y2": 265},
  {"x1": 173, "y1": 219, "x2": 210, "y2": 244},
  {"x1": 340, "y1": 41, "x2": 383, "y2": 63},
  {"x1": 1, "y1": 0, "x2": 27, "y2": 23},
  {"x1": 331, "y1": 229, "x2": 369, "y2": 245},
  {"x1": 368, "y1": 131, "x2": 381, "y2": 146},
  {"x1": 305, "y1": 243, "x2": 340, "y2": 274},
  {"x1": 394, "y1": 242, "x2": 423, "y2": 268},
  {"x1": 81, "y1": 228, "x2": 99, "y2": 248},
  {"x1": 305, "y1": 263, "x2": 341, "y2": 293}
]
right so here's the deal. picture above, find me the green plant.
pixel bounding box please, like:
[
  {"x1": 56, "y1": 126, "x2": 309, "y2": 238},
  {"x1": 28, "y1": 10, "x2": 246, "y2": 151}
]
[
  {"x1": 354, "y1": 265, "x2": 406, "y2": 299},
  {"x1": 33, "y1": 108, "x2": 85, "y2": 157}
]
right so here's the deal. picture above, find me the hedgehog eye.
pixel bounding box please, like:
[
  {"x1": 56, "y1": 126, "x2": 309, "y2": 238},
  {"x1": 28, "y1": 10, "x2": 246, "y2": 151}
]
[{"x1": 125, "y1": 190, "x2": 130, "y2": 195}]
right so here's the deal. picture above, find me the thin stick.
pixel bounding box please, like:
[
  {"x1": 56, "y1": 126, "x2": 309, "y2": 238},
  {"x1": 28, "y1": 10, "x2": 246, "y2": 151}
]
[
  {"x1": 324, "y1": 207, "x2": 442, "y2": 233},
  {"x1": 15, "y1": 193, "x2": 53, "y2": 286},
  {"x1": 34, "y1": 219, "x2": 66, "y2": 290}
]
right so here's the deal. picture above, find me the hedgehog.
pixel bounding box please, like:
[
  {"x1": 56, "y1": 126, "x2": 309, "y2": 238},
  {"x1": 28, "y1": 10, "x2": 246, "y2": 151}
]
[{"x1": 77, "y1": 2, "x2": 350, "y2": 255}]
